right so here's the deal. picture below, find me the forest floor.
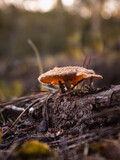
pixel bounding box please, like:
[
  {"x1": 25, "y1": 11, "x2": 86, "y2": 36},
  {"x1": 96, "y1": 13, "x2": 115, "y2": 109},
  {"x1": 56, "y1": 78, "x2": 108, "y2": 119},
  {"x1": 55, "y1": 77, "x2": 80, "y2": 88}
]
[{"x1": 0, "y1": 85, "x2": 120, "y2": 160}]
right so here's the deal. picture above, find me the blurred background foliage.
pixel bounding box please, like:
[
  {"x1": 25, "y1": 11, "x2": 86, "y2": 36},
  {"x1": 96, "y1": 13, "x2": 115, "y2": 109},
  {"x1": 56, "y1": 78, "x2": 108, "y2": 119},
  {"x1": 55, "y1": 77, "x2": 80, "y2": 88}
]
[{"x1": 0, "y1": 0, "x2": 120, "y2": 100}]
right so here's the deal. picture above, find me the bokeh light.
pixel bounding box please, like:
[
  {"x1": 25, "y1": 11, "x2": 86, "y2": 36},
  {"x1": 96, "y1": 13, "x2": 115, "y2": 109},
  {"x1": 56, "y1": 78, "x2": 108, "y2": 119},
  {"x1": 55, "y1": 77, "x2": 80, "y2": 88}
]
[{"x1": 61, "y1": 0, "x2": 74, "y2": 7}]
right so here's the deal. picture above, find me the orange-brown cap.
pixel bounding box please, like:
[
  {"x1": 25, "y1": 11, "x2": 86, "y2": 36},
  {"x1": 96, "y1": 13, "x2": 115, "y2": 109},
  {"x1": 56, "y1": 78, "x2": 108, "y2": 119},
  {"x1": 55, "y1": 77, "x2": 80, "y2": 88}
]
[{"x1": 38, "y1": 66, "x2": 103, "y2": 86}]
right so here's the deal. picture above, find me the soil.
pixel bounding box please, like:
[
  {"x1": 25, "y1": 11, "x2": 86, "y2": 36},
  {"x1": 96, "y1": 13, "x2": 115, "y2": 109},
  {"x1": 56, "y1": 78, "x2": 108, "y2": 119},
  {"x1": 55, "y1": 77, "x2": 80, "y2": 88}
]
[{"x1": 0, "y1": 85, "x2": 120, "y2": 160}]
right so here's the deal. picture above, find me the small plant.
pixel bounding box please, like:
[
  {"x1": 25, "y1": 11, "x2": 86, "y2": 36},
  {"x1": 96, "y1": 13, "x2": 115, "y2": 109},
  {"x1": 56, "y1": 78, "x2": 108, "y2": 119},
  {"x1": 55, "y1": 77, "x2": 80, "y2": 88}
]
[
  {"x1": 27, "y1": 39, "x2": 44, "y2": 91},
  {"x1": 0, "y1": 112, "x2": 5, "y2": 124}
]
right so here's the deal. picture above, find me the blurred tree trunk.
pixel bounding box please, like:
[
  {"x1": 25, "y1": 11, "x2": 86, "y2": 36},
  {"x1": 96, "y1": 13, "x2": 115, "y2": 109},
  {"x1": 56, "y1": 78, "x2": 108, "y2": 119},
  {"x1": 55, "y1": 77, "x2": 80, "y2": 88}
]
[
  {"x1": 91, "y1": 0, "x2": 103, "y2": 32},
  {"x1": 8, "y1": 7, "x2": 20, "y2": 58}
]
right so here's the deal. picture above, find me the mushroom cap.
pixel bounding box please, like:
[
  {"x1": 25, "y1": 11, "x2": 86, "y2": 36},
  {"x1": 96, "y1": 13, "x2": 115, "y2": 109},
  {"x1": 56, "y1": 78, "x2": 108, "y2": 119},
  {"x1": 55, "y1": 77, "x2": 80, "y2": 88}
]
[{"x1": 38, "y1": 66, "x2": 103, "y2": 85}]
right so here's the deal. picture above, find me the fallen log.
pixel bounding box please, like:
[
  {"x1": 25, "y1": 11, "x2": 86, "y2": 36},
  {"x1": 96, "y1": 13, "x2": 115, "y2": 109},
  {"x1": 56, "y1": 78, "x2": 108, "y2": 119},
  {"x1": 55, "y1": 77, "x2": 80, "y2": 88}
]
[
  {"x1": 1, "y1": 85, "x2": 120, "y2": 160},
  {"x1": 48, "y1": 85, "x2": 120, "y2": 134}
]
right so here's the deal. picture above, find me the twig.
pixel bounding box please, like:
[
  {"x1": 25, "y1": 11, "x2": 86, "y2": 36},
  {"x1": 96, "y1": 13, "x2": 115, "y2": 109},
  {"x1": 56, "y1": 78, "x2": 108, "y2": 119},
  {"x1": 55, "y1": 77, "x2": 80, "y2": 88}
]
[
  {"x1": 86, "y1": 56, "x2": 91, "y2": 69},
  {"x1": 2, "y1": 98, "x2": 41, "y2": 137},
  {"x1": 82, "y1": 55, "x2": 91, "y2": 68},
  {"x1": 72, "y1": 79, "x2": 84, "y2": 90},
  {"x1": 60, "y1": 136, "x2": 68, "y2": 160},
  {"x1": 43, "y1": 85, "x2": 57, "y2": 91},
  {"x1": 43, "y1": 91, "x2": 58, "y2": 128},
  {"x1": 83, "y1": 55, "x2": 87, "y2": 67},
  {"x1": 0, "y1": 92, "x2": 49, "y2": 108}
]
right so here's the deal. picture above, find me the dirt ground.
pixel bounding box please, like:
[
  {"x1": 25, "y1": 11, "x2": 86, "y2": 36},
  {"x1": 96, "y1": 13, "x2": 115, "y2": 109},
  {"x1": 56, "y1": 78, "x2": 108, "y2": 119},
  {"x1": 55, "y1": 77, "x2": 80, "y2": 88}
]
[{"x1": 0, "y1": 85, "x2": 120, "y2": 160}]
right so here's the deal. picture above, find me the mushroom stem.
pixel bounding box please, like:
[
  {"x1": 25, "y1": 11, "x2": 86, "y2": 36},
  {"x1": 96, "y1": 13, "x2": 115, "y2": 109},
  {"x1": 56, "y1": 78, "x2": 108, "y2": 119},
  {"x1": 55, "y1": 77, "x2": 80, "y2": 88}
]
[
  {"x1": 58, "y1": 80, "x2": 65, "y2": 93},
  {"x1": 64, "y1": 80, "x2": 71, "y2": 90},
  {"x1": 88, "y1": 78, "x2": 94, "y2": 89}
]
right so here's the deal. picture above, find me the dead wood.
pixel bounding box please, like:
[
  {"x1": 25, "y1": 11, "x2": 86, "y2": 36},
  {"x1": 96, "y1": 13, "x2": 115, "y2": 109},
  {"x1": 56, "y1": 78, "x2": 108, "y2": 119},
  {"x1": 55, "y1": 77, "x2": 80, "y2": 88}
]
[
  {"x1": 48, "y1": 85, "x2": 120, "y2": 134},
  {"x1": 0, "y1": 85, "x2": 120, "y2": 160}
]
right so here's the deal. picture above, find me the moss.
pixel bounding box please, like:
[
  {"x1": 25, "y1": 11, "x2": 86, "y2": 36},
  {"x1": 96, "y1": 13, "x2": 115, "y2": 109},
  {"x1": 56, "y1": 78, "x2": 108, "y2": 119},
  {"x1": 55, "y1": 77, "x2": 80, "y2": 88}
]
[
  {"x1": 0, "y1": 80, "x2": 23, "y2": 100},
  {"x1": 90, "y1": 141, "x2": 107, "y2": 156},
  {"x1": 17, "y1": 140, "x2": 58, "y2": 160},
  {"x1": 90, "y1": 140, "x2": 120, "y2": 159}
]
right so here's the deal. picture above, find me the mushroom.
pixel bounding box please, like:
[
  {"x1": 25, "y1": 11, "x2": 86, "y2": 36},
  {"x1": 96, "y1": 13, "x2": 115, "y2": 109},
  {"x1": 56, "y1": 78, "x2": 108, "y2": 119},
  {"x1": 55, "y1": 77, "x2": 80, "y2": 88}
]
[{"x1": 38, "y1": 66, "x2": 103, "y2": 91}]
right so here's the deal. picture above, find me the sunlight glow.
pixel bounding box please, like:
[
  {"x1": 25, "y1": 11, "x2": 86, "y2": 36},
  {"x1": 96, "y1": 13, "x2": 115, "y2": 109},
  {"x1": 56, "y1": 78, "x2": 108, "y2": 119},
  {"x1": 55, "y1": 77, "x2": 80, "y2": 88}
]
[
  {"x1": 80, "y1": 6, "x2": 92, "y2": 19},
  {"x1": 0, "y1": 1, "x2": 4, "y2": 8},
  {"x1": 3, "y1": 0, "x2": 57, "y2": 12},
  {"x1": 0, "y1": 0, "x2": 119, "y2": 17},
  {"x1": 23, "y1": 1, "x2": 38, "y2": 12},
  {"x1": 101, "y1": 0, "x2": 118, "y2": 19},
  {"x1": 62, "y1": 0, "x2": 74, "y2": 7},
  {"x1": 38, "y1": 0, "x2": 57, "y2": 12},
  {"x1": 4, "y1": 0, "x2": 24, "y2": 7}
]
